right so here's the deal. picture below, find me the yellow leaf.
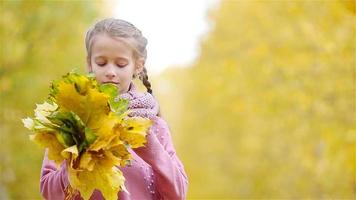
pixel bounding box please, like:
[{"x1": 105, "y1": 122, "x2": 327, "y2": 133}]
[
  {"x1": 78, "y1": 151, "x2": 95, "y2": 171},
  {"x1": 109, "y1": 144, "x2": 132, "y2": 166},
  {"x1": 55, "y1": 82, "x2": 87, "y2": 118},
  {"x1": 68, "y1": 164, "x2": 127, "y2": 200},
  {"x1": 61, "y1": 145, "x2": 79, "y2": 168},
  {"x1": 55, "y1": 81, "x2": 110, "y2": 128},
  {"x1": 30, "y1": 132, "x2": 65, "y2": 166},
  {"x1": 88, "y1": 114, "x2": 123, "y2": 151},
  {"x1": 86, "y1": 87, "x2": 112, "y2": 130},
  {"x1": 95, "y1": 113, "x2": 121, "y2": 137},
  {"x1": 119, "y1": 117, "x2": 153, "y2": 148},
  {"x1": 61, "y1": 145, "x2": 79, "y2": 157}
]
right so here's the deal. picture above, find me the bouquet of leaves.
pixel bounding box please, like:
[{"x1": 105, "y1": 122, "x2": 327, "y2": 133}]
[{"x1": 22, "y1": 72, "x2": 152, "y2": 200}]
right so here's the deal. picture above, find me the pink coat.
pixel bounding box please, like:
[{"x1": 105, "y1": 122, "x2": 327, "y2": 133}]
[{"x1": 40, "y1": 115, "x2": 188, "y2": 200}]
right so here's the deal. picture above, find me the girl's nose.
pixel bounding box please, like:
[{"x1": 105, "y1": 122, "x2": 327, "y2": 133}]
[{"x1": 105, "y1": 65, "x2": 116, "y2": 79}]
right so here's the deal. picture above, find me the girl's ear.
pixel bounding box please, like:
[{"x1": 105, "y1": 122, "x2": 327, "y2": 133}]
[{"x1": 135, "y1": 58, "x2": 145, "y2": 74}]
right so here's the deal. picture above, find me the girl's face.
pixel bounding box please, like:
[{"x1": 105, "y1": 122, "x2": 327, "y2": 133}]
[{"x1": 88, "y1": 33, "x2": 143, "y2": 94}]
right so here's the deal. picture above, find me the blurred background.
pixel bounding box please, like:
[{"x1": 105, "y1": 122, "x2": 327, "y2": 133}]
[{"x1": 0, "y1": 0, "x2": 355, "y2": 199}]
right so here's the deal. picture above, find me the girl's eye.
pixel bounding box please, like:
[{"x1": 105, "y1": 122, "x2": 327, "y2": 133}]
[
  {"x1": 117, "y1": 64, "x2": 127, "y2": 68},
  {"x1": 97, "y1": 63, "x2": 106, "y2": 66}
]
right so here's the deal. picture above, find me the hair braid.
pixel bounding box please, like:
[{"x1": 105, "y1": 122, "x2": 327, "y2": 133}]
[{"x1": 139, "y1": 67, "x2": 153, "y2": 94}]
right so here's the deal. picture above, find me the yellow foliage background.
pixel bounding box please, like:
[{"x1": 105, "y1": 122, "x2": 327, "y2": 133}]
[{"x1": 0, "y1": 0, "x2": 355, "y2": 199}]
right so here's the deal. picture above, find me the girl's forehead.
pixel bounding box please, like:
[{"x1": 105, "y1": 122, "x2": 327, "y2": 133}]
[
  {"x1": 91, "y1": 34, "x2": 135, "y2": 59},
  {"x1": 92, "y1": 33, "x2": 134, "y2": 49}
]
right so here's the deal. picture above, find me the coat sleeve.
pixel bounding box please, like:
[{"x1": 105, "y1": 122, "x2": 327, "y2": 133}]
[
  {"x1": 40, "y1": 148, "x2": 71, "y2": 200},
  {"x1": 133, "y1": 116, "x2": 189, "y2": 200}
]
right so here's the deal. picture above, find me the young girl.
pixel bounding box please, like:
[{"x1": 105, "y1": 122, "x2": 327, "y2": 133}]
[{"x1": 40, "y1": 18, "x2": 188, "y2": 200}]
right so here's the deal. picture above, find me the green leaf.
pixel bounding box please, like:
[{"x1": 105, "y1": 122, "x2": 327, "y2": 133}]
[
  {"x1": 111, "y1": 98, "x2": 129, "y2": 116},
  {"x1": 46, "y1": 111, "x2": 88, "y2": 152},
  {"x1": 99, "y1": 83, "x2": 128, "y2": 115},
  {"x1": 99, "y1": 83, "x2": 118, "y2": 100},
  {"x1": 85, "y1": 127, "x2": 97, "y2": 145},
  {"x1": 55, "y1": 131, "x2": 75, "y2": 147},
  {"x1": 49, "y1": 79, "x2": 60, "y2": 98}
]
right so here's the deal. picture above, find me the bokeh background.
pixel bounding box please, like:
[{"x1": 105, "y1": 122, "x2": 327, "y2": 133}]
[{"x1": 1, "y1": 0, "x2": 355, "y2": 199}]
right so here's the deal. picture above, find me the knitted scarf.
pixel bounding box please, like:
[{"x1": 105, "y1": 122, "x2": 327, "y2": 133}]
[{"x1": 119, "y1": 82, "x2": 159, "y2": 119}]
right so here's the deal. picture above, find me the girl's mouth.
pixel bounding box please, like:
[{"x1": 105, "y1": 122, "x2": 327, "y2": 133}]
[{"x1": 102, "y1": 81, "x2": 119, "y2": 84}]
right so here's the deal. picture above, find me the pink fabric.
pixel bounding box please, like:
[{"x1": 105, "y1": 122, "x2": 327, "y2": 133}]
[
  {"x1": 119, "y1": 82, "x2": 160, "y2": 119},
  {"x1": 40, "y1": 82, "x2": 188, "y2": 200}
]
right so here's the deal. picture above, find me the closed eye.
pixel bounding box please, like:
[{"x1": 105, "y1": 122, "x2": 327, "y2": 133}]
[{"x1": 117, "y1": 64, "x2": 127, "y2": 68}]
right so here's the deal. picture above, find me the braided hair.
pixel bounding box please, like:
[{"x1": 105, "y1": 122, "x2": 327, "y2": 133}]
[{"x1": 138, "y1": 67, "x2": 152, "y2": 94}]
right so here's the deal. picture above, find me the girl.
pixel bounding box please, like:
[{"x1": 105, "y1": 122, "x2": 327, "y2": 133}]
[{"x1": 40, "y1": 18, "x2": 188, "y2": 200}]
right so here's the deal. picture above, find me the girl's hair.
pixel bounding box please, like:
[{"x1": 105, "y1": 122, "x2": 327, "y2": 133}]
[{"x1": 85, "y1": 18, "x2": 153, "y2": 94}]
